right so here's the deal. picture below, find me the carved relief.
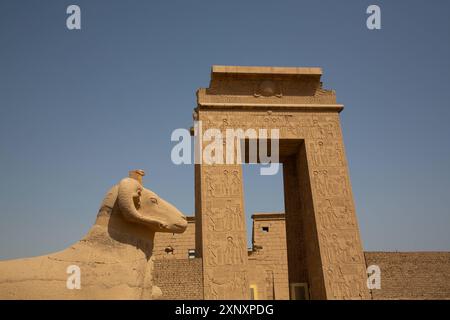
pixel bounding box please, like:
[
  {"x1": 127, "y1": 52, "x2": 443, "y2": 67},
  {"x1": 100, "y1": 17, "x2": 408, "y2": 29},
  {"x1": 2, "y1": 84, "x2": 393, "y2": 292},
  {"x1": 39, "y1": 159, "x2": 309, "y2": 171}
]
[
  {"x1": 309, "y1": 141, "x2": 345, "y2": 167},
  {"x1": 204, "y1": 199, "x2": 244, "y2": 233},
  {"x1": 205, "y1": 233, "x2": 246, "y2": 267},
  {"x1": 254, "y1": 80, "x2": 282, "y2": 98},
  {"x1": 317, "y1": 198, "x2": 356, "y2": 230},
  {"x1": 203, "y1": 167, "x2": 242, "y2": 198},
  {"x1": 224, "y1": 235, "x2": 244, "y2": 265},
  {"x1": 199, "y1": 83, "x2": 336, "y2": 105},
  {"x1": 199, "y1": 111, "x2": 343, "y2": 141},
  {"x1": 325, "y1": 265, "x2": 367, "y2": 299},
  {"x1": 206, "y1": 239, "x2": 220, "y2": 267},
  {"x1": 312, "y1": 168, "x2": 350, "y2": 198},
  {"x1": 320, "y1": 231, "x2": 364, "y2": 265},
  {"x1": 205, "y1": 269, "x2": 249, "y2": 300}
]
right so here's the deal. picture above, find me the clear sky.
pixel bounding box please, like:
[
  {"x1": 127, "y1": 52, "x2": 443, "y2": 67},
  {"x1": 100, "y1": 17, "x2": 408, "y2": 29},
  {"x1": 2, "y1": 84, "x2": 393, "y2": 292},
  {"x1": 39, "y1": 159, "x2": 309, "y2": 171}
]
[{"x1": 1, "y1": 0, "x2": 449, "y2": 260}]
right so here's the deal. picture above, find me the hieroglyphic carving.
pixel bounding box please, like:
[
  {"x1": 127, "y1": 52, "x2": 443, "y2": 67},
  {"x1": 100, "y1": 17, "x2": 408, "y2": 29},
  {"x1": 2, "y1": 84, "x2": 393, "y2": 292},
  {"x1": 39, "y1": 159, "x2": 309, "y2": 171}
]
[
  {"x1": 200, "y1": 164, "x2": 248, "y2": 299},
  {"x1": 200, "y1": 111, "x2": 343, "y2": 141},
  {"x1": 325, "y1": 264, "x2": 367, "y2": 299},
  {"x1": 205, "y1": 200, "x2": 244, "y2": 232},
  {"x1": 203, "y1": 167, "x2": 242, "y2": 198},
  {"x1": 204, "y1": 233, "x2": 246, "y2": 267},
  {"x1": 224, "y1": 235, "x2": 245, "y2": 265},
  {"x1": 311, "y1": 168, "x2": 350, "y2": 198},
  {"x1": 205, "y1": 269, "x2": 249, "y2": 300},
  {"x1": 309, "y1": 140, "x2": 345, "y2": 167},
  {"x1": 319, "y1": 231, "x2": 364, "y2": 265},
  {"x1": 316, "y1": 198, "x2": 356, "y2": 230}
]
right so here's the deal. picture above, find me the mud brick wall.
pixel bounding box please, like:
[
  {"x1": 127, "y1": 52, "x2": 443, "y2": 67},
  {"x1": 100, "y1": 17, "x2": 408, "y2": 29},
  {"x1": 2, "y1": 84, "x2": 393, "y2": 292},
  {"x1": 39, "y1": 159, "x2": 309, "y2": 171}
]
[
  {"x1": 153, "y1": 258, "x2": 203, "y2": 300},
  {"x1": 364, "y1": 252, "x2": 450, "y2": 299},
  {"x1": 153, "y1": 216, "x2": 196, "y2": 260}
]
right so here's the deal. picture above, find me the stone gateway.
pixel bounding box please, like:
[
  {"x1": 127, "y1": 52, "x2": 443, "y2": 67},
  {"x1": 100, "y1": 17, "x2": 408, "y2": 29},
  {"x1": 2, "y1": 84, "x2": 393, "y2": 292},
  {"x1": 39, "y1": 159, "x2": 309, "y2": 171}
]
[{"x1": 194, "y1": 66, "x2": 368, "y2": 299}]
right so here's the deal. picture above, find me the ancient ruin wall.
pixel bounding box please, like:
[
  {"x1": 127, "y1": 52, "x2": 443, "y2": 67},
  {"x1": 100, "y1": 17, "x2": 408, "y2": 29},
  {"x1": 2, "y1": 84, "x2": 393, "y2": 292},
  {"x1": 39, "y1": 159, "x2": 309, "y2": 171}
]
[
  {"x1": 153, "y1": 258, "x2": 203, "y2": 300},
  {"x1": 365, "y1": 252, "x2": 450, "y2": 300}
]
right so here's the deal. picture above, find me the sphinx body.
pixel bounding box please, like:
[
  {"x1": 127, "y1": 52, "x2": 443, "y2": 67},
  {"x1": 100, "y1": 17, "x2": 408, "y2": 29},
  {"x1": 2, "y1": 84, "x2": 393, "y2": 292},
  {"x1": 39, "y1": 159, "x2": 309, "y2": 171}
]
[{"x1": 0, "y1": 174, "x2": 187, "y2": 299}]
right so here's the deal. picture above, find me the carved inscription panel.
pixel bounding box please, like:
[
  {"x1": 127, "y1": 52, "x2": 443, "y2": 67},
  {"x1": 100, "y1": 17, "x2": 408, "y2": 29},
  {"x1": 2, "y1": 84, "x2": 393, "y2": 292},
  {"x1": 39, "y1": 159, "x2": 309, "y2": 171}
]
[{"x1": 200, "y1": 164, "x2": 249, "y2": 299}]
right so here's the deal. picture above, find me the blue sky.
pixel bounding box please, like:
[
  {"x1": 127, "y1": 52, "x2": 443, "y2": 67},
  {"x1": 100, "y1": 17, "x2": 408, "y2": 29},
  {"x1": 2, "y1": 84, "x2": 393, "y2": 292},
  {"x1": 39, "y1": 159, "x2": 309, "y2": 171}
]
[{"x1": 1, "y1": 0, "x2": 449, "y2": 259}]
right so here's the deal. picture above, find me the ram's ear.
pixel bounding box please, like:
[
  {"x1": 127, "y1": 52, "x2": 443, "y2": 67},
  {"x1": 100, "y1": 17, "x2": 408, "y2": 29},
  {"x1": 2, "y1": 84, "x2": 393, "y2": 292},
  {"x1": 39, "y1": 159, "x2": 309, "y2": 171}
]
[
  {"x1": 117, "y1": 178, "x2": 165, "y2": 229},
  {"x1": 117, "y1": 178, "x2": 143, "y2": 223}
]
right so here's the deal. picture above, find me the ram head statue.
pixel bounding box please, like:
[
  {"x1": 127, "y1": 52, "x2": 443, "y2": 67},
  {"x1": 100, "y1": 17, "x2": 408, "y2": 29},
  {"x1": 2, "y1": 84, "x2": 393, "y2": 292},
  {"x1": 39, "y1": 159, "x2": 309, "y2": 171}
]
[{"x1": 0, "y1": 170, "x2": 188, "y2": 299}]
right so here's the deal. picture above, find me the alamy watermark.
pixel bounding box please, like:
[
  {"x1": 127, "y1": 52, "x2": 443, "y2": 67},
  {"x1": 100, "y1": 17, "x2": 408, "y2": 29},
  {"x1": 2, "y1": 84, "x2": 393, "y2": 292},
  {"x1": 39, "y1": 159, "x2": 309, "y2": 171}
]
[
  {"x1": 367, "y1": 264, "x2": 381, "y2": 289},
  {"x1": 366, "y1": 5, "x2": 381, "y2": 30},
  {"x1": 66, "y1": 265, "x2": 81, "y2": 290},
  {"x1": 65, "y1": 5, "x2": 380, "y2": 31},
  {"x1": 66, "y1": 5, "x2": 81, "y2": 30},
  {"x1": 171, "y1": 121, "x2": 280, "y2": 175}
]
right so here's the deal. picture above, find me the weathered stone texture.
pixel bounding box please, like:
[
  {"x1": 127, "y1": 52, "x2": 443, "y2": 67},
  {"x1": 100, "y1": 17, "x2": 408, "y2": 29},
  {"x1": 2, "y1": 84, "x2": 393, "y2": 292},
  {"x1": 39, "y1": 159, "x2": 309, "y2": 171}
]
[
  {"x1": 153, "y1": 258, "x2": 203, "y2": 300},
  {"x1": 365, "y1": 252, "x2": 450, "y2": 300}
]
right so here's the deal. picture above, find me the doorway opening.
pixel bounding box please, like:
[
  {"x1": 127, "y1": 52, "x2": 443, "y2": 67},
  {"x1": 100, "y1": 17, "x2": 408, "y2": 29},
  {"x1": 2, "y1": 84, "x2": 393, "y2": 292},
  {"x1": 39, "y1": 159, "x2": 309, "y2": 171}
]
[
  {"x1": 242, "y1": 163, "x2": 284, "y2": 248},
  {"x1": 240, "y1": 138, "x2": 322, "y2": 299}
]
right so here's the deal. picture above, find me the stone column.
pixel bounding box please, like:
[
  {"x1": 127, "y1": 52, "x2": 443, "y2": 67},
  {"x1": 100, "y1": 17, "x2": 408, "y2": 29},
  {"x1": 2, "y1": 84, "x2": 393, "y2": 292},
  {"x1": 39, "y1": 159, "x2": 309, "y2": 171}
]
[
  {"x1": 303, "y1": 116, "x2": 370, "y2": 299},
  {"x1": 198, "y1": 164, "x2": 249, "y2": 299}
]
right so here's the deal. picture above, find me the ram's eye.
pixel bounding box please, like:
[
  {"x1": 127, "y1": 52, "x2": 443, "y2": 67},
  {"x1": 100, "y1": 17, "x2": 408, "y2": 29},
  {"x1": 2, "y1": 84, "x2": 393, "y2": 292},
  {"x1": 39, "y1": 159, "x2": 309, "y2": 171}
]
[{"x1": 150, "y1": 198, "x2": 158, "y2": 204}]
